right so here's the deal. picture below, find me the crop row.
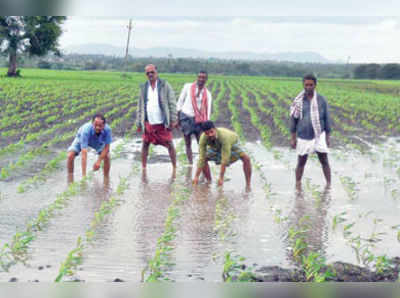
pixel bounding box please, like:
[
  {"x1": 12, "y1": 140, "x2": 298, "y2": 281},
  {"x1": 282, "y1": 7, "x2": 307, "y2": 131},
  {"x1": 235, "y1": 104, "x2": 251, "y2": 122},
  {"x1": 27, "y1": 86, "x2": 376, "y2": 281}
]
[{"x1": 0, "y1": 129, "x2": 138, "y2": 272}]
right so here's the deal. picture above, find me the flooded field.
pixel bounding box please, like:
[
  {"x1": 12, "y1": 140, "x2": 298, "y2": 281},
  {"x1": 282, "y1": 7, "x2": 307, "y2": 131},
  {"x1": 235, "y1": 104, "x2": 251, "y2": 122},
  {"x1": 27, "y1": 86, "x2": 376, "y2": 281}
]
[
  {"x1": 0, "y1": 136, "x2": 399, "y2": 282},
  {"x1": 1, "y1": 70, "x2": 399, "y2": 281}
]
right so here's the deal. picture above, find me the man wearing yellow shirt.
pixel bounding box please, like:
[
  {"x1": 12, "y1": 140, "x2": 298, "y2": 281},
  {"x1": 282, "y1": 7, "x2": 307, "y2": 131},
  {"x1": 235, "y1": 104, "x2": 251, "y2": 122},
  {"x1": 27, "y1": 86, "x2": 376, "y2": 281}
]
[{"x1": 192, "y1": 121, "x2": 252, "y2": 190}]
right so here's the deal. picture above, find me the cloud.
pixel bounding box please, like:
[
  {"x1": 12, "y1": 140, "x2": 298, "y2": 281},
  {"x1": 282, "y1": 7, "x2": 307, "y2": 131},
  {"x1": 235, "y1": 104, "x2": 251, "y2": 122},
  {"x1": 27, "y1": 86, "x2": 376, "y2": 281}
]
[
  {"x1": 60, "y1": 16, "x2": 400, "y2": 63},
  {"x1": 67, "y1": 0, "x2": 400, "y2": 16},
  {"x1": 137, "y1": 20, "x2": 201, "y2": 30}
]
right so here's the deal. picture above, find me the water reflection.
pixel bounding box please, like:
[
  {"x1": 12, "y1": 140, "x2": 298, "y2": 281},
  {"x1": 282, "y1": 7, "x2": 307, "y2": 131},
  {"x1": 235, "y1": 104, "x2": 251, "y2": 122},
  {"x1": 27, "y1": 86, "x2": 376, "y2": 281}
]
[
  {"x1": 92, "y1": 176, "x2": 112, "y2": 199},
  {"x1": 67, "y1": 171, "x2": 111, "y2": 193},
  {"x1": 141, "y1": 168, "x2": 177, "y2": 185},
  {"x1": 180, "y1": 184, "x2": 217, "y2": 278},
  {"x1": 183, "y1": 166, "x2": 193, "y2": 186},
  {"x1": 135, "y1": 172, "x2": 175, "y2": 266},
  {"x1": 286, "y1": 184, "x2": 332, "y2": 264}
]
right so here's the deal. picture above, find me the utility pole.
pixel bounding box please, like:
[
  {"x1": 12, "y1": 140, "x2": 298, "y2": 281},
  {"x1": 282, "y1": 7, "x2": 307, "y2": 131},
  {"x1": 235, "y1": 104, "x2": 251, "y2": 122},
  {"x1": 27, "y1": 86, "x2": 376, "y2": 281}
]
[
  {"x1": 125, "y1": 19, "x2": 133, "y2": 60},
  {"x1": 346, "y1": 56, "x2": 351, "y2": 79}
]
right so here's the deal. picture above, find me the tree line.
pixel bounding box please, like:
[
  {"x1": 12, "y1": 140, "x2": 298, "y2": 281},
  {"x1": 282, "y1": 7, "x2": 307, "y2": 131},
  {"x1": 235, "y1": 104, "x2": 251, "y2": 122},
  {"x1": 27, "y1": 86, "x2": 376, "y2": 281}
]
[
  {"x1": 1, "y1": 53, "x2": 356, "y2": 79},
  {"x1": 353, "y1": 63, "x2": 400, "y2": 80},
  {"x1": 2, "y1": 53, "x2": 400, "y2": 80}
]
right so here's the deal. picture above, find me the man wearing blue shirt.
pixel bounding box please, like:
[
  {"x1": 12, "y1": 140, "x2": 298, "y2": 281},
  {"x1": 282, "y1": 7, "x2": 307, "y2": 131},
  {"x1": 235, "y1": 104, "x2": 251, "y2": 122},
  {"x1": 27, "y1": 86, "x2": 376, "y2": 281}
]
[{"x1": 67, "y1": 114, "x2": 112, "y2": 179}]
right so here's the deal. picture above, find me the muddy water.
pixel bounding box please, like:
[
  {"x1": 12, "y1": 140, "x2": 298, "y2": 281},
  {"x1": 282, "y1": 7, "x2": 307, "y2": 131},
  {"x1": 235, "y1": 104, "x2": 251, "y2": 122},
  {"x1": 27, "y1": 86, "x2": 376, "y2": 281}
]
[
  {"x1": 0, "y1": 140, "x2": 133, "y2": 243},
  {"x1": 0, "y1": 140, "x2": 136, "y2": 281},
  {"x1": 0, "y1": 153, "x2": 70, "y2": 244},
  {"x1": 0, "y1": 138, "x2": 399, "y2": 281}
]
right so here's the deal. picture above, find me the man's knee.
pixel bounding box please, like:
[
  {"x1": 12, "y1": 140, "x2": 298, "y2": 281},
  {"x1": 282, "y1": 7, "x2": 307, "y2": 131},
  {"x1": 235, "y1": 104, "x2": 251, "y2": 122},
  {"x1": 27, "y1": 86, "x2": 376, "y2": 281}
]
[
  {"x1": 165, "y1": 141, "x2": 175, "y2": 150},
  {"x1": 241, "y1": 154, "x2": 251, "y2": 164},
  {"x1": 317, "y1": 153, "x2": 329, "y2": 166},
  {"x1": 320, "y1": 158, "x2": 329, "y2": 166},
  {"x1": 184, "y1": 135, "x2": 192, "y2": 144},
  {"x1": 142, "y1": 141, "x2": 150, "y2": 149},
  {"x1": 297, "y1": 155, "x2": 308, "y2": 167},
  {"x1": 67, "y1": 151, "x2": 76, "y2": 162}
]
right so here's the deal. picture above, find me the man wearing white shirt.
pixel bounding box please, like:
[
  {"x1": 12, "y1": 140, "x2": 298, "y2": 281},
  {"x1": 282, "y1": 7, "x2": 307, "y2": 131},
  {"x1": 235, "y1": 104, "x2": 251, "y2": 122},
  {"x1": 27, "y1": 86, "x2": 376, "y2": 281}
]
[
  {"x1": 177, "y1": 71, "x2": 212, "y2": 164},
  {"x1": 136, "y1": 64, "x2": 178, "y2": 176}
]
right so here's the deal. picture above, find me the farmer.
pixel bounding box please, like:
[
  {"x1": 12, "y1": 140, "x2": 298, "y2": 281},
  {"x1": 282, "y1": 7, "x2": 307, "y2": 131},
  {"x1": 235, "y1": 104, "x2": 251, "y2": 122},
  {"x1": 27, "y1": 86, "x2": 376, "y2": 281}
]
[
  {"x1": 192, "y1": 121, "x2": 252, "y2": 190},
  {"x1": 67, "y1": 114, "x2": 112, "y2": 179},
  {"x1": 177, "y1": 70, "x2": 212, "y2": 164},
  {"x1": 290, "y1": 74, "x2": 332, "y2": 189},
  {"x1": 135, "y1": 64, "x2": 178, "y2": 175}
]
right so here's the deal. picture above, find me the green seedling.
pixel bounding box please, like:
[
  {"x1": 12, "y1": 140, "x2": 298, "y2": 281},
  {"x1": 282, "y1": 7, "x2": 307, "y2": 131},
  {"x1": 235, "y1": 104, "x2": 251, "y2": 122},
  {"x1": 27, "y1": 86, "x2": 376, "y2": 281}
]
[
  {"x1": 143, "y1": 142, "x2": 193, "y2": 282},
  {"x1": 391, "y1": 225, "x2": 400, "y2": 242},
  {"x1": 338, "y1": 214, "x2": 390, "y2": 269},
  {"x1": 332, "y1": 211, "x2": 347, "y2": 232},
  {"x1": 56, "y1": 169, "x2": 135, "y2": 282},
  {"x1": 339, "y1": 176, "x2": 359, "y2": 200},
  {"x1": 375, "y1": 255, "x2": 392, "y2": 274},
  {"x1": 144, "y1": 184, "x2": 190, "y2": 282},
  {"x1": 302, "y1": 252, "x2": 334, "y2": 282},
  {"x1": 272, "y1": 208, "x2": 288, "y2": 224},
  {"x1": 222, "y1": 251, "x2": 256, "y2": 282}
]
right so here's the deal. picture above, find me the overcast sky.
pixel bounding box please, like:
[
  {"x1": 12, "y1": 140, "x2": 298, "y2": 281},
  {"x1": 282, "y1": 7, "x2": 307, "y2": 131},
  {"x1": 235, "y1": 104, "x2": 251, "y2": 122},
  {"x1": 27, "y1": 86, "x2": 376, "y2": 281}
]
[
  {"x1": 66, "y1": 0, "x2": 400, "y2": 17},
  {"x1": 59, "y1": 1, "x2": 400, "y2": 63}
]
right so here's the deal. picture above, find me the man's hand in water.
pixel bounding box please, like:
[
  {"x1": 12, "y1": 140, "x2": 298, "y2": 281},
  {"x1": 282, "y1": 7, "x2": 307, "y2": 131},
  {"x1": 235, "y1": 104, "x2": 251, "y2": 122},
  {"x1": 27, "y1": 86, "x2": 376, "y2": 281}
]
[{"x1": 93, "y1": 161, "x2": 101, "y2": 171}]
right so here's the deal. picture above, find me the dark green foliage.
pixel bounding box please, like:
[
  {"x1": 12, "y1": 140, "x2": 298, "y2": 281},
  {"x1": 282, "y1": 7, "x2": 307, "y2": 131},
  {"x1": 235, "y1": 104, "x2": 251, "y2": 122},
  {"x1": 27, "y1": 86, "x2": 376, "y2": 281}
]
[
  {"x1": 354, "y1": 63, "x2": 400, "y2": 80},
  {"x1": 0, "y1": 16, "x2": 66, "y2": 76},
  {"x1": 354, "y1": 64, "x2": 381, "y2": 79},
  {"x1": 37, "y1": 60, "x2": 52, "y2": 69},
  {"x1": 380, "y1": 64, "x2": 400, "y2": 80}
]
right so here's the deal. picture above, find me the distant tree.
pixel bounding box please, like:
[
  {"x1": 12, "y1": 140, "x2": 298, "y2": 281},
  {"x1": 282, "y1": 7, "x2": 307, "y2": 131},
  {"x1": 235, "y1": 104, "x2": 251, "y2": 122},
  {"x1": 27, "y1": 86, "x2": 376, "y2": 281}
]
[
  {"x1": 237, "y1": 62, "x2": 251, "y2": 74},
  {"x1": 84, "y1": 61, "x2": 102, "y2": 70},
  {"x1": 354, "y1": 64, "x2": 381, "y2": 79},
  {"x1": 354, "y1": 65, "x2": 366, "y2": 78},
  {"x1": 52, "y1": 62, "x2": 65, "y2": 70},
  {"x1": 380, "y1": 64, "x2": 400, "y2": 80},
  {"x1": 38, "y1": 60, "x2": 52, "y2": 69},
  {"x1": 0, "y1": 16, "x2": 66, "y2": 76}
]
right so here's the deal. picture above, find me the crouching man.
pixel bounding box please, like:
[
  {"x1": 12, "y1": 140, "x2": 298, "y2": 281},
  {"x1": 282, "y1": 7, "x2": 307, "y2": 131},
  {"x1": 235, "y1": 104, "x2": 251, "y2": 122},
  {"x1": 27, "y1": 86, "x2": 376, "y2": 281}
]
[
  {"x1": 192, "y1": 121, "x2": 252, "y2": 190},
  {"x1": 67, "y1": 114, "x2": 112, "y2": 181}
]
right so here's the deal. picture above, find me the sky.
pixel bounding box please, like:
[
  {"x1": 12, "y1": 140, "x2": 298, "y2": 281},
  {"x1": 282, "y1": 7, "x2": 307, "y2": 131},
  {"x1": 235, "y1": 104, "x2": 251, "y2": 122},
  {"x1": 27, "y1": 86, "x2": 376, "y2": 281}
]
[{"x1": 59, "y1": 1, "x2": 400, "y2": 63}]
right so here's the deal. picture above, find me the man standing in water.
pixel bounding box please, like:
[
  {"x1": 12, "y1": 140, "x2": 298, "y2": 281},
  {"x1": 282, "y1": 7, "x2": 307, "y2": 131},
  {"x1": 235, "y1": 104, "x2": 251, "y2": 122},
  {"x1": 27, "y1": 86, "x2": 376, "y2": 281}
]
[
  {"x1": 136, "y1": 64, "x2": 178, "y2": 176},
  {"x1": 192, "y1": 121, "x2": 252, "y2": 190},
  {"x1": 67, "y1": 114, "x2": 112, "y2": 181},
  {"x1": 177, "y1": 70, "x2": 212, "y2": 164},
  {"x1": 290, "y1": 74, "x2": 332, "y2": 189}
]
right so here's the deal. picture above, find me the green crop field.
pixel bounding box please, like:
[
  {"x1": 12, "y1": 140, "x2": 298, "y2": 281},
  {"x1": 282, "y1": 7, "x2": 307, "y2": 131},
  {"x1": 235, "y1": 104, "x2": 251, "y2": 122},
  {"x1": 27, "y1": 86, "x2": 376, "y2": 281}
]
[{"x1": 0, "y1": 68, "x2": 400, "y2": 282}]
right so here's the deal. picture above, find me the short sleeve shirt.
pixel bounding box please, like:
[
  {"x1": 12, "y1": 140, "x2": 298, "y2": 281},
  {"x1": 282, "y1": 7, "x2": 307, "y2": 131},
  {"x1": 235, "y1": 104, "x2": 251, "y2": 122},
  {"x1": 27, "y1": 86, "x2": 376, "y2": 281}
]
[
  {"x1": 197, "y1": 127, "x2": 239, "y2": 168},
  {"x1": 76, "y1": 122, "x2": 112, "y2": 152}
]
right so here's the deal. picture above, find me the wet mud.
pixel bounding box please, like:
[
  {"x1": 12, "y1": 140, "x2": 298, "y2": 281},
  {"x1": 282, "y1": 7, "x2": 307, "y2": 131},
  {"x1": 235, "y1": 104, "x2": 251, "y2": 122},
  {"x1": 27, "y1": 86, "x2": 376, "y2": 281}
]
[{"x1": 241, "y1": 258, "x2": 400, "y2": 282}]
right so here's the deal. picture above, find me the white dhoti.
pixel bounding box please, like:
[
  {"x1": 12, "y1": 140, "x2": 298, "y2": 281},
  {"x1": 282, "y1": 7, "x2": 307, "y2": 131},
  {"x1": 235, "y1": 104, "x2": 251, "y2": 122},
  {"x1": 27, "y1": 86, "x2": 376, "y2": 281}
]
[{"x1": 297, "y1": 132, "x2": 329, "y2": 156}]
